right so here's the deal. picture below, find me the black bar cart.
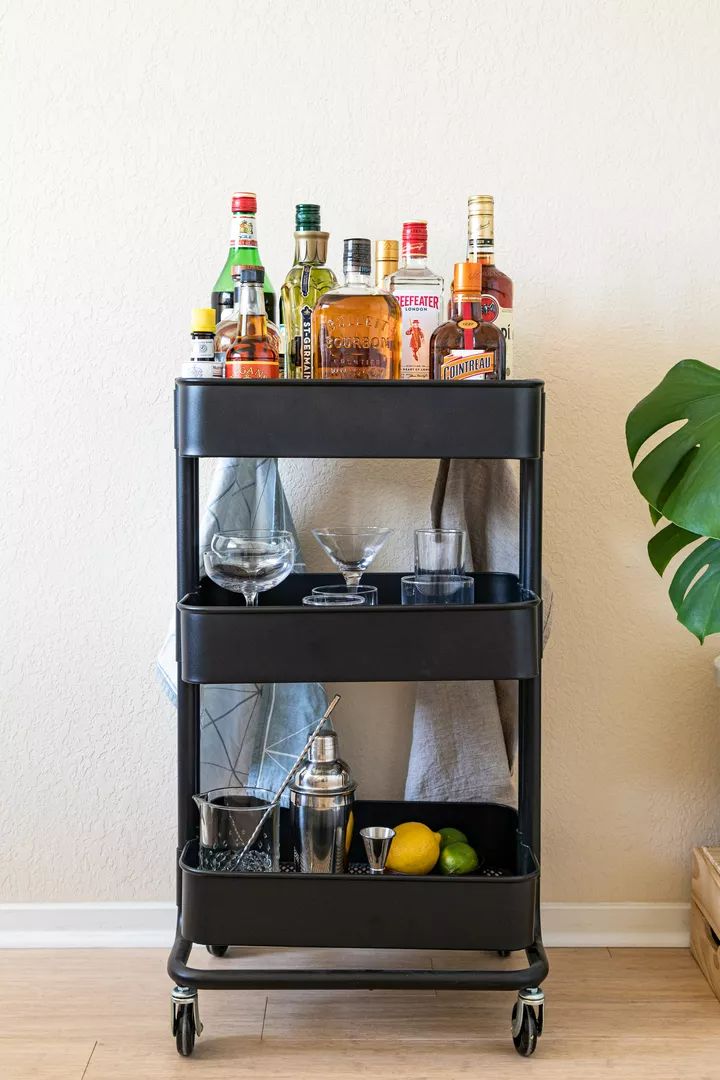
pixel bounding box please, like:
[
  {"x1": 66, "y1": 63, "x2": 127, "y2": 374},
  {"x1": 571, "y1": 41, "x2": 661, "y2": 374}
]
[{"x1": 169, "y1": 378, "x2": 548, "y2": 1057}]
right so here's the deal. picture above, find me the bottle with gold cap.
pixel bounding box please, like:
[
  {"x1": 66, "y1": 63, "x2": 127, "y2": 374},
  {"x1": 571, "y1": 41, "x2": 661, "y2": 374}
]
[
  {"x1": 430, "y1": 262, "x2": 505, "y2": 382},
  {"x1": 374, "y1": 240, "x2": 399, "y2": 287},
  {"x1": 466, "y1": 195, "x2": 513, "y2": 371},
  {"x1": 182, "y1": 308, "x2": 222, "y2": 378}
]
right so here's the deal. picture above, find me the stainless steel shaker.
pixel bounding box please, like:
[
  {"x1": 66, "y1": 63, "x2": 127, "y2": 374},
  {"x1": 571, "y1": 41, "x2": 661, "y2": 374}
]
[{"x1": 289, "y1": 730, "x2": 356, "y2": 873}]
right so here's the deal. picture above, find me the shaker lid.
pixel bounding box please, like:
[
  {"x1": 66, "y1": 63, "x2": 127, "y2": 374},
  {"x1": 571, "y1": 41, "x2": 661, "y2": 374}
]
[{"x1": 290, "y1": 730, "x2": 357, "y2": 795}]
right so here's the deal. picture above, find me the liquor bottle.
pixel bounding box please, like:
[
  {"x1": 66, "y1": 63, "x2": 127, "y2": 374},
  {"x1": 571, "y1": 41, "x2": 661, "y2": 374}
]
[
  {"x1": 430, "y1": 262, "x2": 505, "y2": 382},
  {"x1": 182, "y1": 308, "x2": 222, "y2": 378},
  {"x1": 280, "y1": 204, "x2": 337, "y2": 379},
  {"x1": 225, "y1": 267, "x2": 280, "y2": 380},
  {"x1": 313, "y1": 238, "x2": 401, "y2": 380},
  {"x1": 215, "y1": 264, "x2": 282, "y2": 369},
  {"x1": 374, "y1": 239, "x2": 398, "y2": 286},
  {"x1": 211, "y1": 192, "x2": 276, "y2": 325},
  {"x1": 386, "y1": 221, "x2": 443, "y2": 380},
  {"x1": 466, "y1": 195, "x2": 513, "y2": 371}
]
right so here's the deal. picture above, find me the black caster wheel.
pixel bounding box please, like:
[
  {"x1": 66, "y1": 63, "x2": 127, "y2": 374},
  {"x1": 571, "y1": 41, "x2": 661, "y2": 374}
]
[
  {"x1": 497, "y1": 949, "x2": 511, "y2": 957},
  {"x1": 207, "y1": 944, "x2": 229, "y2": 957},
  {"x1": 512, "y1": 1001, "x2": 538, "y2": 1057},
  {"x1": 175, "y1": 1003, "x2": 196, "y2": 1057}
]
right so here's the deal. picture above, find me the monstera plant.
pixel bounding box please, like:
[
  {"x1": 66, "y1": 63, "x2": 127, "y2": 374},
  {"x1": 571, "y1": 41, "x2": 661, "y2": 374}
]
[{"x1": 626, "y1": 359, "x2": 720, "y2": 642}]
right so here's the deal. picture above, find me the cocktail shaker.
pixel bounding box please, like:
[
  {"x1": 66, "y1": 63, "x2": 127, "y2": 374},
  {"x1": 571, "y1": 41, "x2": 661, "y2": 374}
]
[{"x1": 289, "y1": 729, "x2": 356, "y2": 873}]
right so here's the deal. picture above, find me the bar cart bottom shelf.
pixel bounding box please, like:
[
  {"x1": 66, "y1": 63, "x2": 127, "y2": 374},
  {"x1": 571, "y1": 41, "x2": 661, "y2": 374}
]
[{"x1": 168, "y1": 800, "x2": 548, "y2": 1058}]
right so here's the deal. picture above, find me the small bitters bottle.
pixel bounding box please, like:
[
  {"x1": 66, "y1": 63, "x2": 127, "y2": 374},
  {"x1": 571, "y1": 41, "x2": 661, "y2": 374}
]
[
  {"x1": 225, "y1": 267, "x2": 280, "y2": 380},
  {"x1": 182, "y1": 308, "x2": 222, "y2": 378},
  {"x1": 430, "y1": 262, "x2": 505, "y2": 382}
]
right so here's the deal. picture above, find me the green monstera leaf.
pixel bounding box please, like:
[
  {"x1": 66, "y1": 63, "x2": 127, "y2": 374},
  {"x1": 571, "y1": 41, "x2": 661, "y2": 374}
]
[{"x1": 626, "y1": 359, "x2": 720, "y2": 642}]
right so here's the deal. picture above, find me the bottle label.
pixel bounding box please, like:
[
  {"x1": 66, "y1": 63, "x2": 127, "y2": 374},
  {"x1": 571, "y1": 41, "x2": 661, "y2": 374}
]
[
  {"x1": 225, "y1": 359, "x2": 279, "y2": 379},
  {"x1": 230, "y1": 214, "x2": 257, "y2": 250},
  {"x1": 393, "y1": 289, "x2": 442, "y2": 380},
  {"x1": 300, "y1": 304, "x2": 313, "y2": 379},
  {"x1": 192, "y1": 339, "x2": 214, "y2": 359},
  {"x1": 440, "y1": 350, "x2": 496, "y2": 381},
  {"x1": 181, "y1": 359, "x2": 224, "y2": 378},
  {"x1": 481, "y1": 296, "x2": 513, "y2": 371}
]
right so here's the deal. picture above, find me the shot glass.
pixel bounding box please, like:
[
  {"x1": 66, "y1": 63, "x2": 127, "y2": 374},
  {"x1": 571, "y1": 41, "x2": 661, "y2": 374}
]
[
  {"x1": 414, "y1": 528, "x2": 466, "y2": 576},
  {"x1": 311, "y1": 584, "x2": 378, "y2": 606},
  {"x1": 401, "y1": 574, "x2": 475, "y2": 606}
]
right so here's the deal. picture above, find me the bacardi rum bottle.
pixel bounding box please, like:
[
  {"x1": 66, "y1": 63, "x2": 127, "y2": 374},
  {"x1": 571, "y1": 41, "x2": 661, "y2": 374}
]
[
  {"x1": 211, "y1": 192, "x2": 276, "y2": 325},
  {"x1": 466, "y1": 195, "x2": 513, "y2": 371},
  {"x1": 386, "y1": 221, "x2": 443, "y2": 380},
  {"x1": 431, "y1": 262, "x2": 505, "y2": 382}
]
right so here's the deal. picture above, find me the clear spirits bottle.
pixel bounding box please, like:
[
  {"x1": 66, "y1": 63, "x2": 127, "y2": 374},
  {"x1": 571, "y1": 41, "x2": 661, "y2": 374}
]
[
  {"x1": 280, "y1": 204, "x2": 337, "y2": 379},
  {"x1": 225, "y1": 267, "x2": 280, "y2": 380},
  {"x1": 386, "y1": 222, "x2": 443, "y2": 380},
  {"x1": 431, "y1": 262, "x2": 505, "y2": 382},
  {"x1": 215, "y1": 264, "x2": 281, "y2": 369},
  {"x1": 211, "y1": 192, "x2": 276, "y2": 325},
  {"x1": 313, "y1": 238, "x2": 401, "y2": 380}
]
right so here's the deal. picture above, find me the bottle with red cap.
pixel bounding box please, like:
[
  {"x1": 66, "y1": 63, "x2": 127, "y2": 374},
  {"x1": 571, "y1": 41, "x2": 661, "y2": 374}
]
[
  {"x1": 385, "y1": 221, "x2": 443, "y2": 380},
  {"x1": 211, "y1": 191, "x2": 276, "y2": 327}
]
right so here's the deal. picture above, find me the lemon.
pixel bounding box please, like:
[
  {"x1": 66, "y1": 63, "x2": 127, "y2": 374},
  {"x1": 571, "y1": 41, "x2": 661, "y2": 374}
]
[
  {"x1": 438, "y1": 827, "x2": 468, "y2": 850},
  {"x1": 439, "y1": 842, "x2": 480, "y2": 876},
  {"x1": 386, "y1": 822, "x2": 442, "y2": 875}
]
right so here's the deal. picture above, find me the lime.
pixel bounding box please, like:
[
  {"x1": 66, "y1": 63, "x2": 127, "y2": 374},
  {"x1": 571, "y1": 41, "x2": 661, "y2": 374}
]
[
  {"x1": 438, "y1": 827, "x2": 469, "y2": 850},
  {"x1": 439, "y1": 842, "x2": 479, "y2": 876}
]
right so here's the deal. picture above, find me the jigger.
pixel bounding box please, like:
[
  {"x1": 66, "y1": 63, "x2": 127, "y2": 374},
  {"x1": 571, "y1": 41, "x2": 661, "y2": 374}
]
[{"x1": 360, "y1": 826, "x2": 395, "y2": 874}]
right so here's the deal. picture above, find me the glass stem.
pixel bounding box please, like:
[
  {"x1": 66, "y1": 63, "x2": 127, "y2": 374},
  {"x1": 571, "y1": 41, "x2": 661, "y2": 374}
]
[
  {"x1": 245, "y1": 591, "x2": 259, "y2": 606},
  {"x1": 343, "y1": 572, "x2": 363, "y2": 591}
]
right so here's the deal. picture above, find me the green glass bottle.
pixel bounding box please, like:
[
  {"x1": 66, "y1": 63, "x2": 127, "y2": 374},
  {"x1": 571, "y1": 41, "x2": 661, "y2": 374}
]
[
  {"x1": 280, "y1": 204, "x2": 337, "y2": 379},
  {"x1": 211, "y1": 192, "x2": 276, "y2": 325}
]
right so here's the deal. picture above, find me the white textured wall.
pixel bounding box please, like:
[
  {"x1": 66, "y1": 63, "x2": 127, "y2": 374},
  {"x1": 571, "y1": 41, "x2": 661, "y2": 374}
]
[{"x1": 3, "y1": 0, "x2": 720, "y2": 903}]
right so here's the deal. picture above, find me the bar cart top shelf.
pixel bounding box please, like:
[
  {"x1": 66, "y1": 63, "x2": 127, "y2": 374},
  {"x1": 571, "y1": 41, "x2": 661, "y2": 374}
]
[{"x1": 175, "y1": 377, "x2": 545, "y2": 460}]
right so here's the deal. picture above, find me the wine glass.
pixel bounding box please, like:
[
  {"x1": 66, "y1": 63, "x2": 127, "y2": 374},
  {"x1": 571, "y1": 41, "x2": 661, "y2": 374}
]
[
  {"x1": 312, "y1": 527, "x2": 393, "y2": 590},
  {"x1": 204, "y1": 531, "x2": 295, "y2": 606}
]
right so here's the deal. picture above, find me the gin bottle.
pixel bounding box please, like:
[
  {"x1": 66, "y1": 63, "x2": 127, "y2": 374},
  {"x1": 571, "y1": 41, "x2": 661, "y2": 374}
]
[
  {"x1": 386, "y1": 221, "x2": 443, "y2": 380},
  {"x1": 280, "y1": 204, "x2": 337, "y2": 379}
]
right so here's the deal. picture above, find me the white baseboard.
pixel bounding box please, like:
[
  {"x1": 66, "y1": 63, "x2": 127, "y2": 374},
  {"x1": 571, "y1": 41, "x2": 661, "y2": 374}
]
[{"x1": 0, "y1": 900, "x2": 690, "y2": 949}]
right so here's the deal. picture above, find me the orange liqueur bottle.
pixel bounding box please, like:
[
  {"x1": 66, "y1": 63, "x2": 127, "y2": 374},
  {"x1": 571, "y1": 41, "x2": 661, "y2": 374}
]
[
  {"x1": 313, "y1": 238, "x2": 401, "y2": 379},
  {"x1": 224, "y1": 267, "x2": 279, "y2": 379},
  {"x1": 431, "y1": 263, "x2": 505, "y2": 381}
]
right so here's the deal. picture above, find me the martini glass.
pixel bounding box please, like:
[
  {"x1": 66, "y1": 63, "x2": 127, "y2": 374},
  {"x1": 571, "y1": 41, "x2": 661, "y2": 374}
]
[
  {"x1": 312, "y1": 527, "x2": 393, "y2": 590},
  {"x1": 204, "y1": 531, "x2": 295, "y2": 606}
]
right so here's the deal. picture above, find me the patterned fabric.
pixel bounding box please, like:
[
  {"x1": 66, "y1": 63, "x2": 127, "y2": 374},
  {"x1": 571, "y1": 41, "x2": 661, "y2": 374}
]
[{"x1": 157, "y1": 457, "x2": 327, "y2": 799}]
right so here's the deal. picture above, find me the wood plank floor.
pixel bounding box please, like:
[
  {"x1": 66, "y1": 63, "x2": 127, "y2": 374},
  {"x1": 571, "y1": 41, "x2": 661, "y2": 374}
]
[{"x1": 2, "y1": 947, "x2": 718, "y2": 1078}]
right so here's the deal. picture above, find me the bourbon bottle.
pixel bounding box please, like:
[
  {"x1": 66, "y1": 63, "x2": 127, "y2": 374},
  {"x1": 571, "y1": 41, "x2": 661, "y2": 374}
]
[
  {"x1": 313, "y1": 238, "x2": 401, "y2": 379},
  {"x1": 225, "y1": 267, "x2": 279, "y2": 380},
  {"x1": 431, "y1": 262, "x2": 505, "y2": 382},
  {"x1": 466, "y1": 195, "x2": 513, "y2": 371}
]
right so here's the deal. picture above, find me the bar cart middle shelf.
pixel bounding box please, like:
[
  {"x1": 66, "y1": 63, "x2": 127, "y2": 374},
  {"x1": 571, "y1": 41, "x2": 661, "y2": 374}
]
[{"x1": 170, "y1": 378, "x2": 547, "y2": 1060}]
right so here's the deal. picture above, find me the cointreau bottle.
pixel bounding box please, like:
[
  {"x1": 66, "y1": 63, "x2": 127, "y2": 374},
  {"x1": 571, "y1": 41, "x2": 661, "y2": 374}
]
[
  {"x1": 211, "y1": 192, "x2": 276, "y2": 325},
  {"x1": 313, "y1": 238, "x2": 401, "y2": 379},
  {"x1": 280, "y1": 204, "x2": 337, "y2": 379},
  {"x1": 225, "y1": 267, "x2": 279, "y2": 380},
  {"x1": 466, "y1": 195, "x2": 513, "y2": 371},
  {"x1": 386, "y1": 221, "x2": 443, "y2": 379},
  {"x1": 431, "y1": 263, "x2": 505, "y2": 382}
]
